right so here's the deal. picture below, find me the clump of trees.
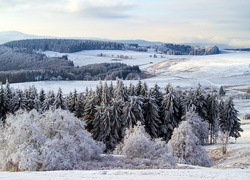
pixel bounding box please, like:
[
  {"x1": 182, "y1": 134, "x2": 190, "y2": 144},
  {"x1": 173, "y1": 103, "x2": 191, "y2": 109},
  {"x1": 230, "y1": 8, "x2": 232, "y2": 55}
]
[
  {"x1": 0, "y1": 79, "x2": 244, "y2": 169},
  {"x1": 0, "y1": 46, "x2": 143, "y2": 83},
  {"x1": 157, "y1": 43, "x2": 220, "y2": 55}
]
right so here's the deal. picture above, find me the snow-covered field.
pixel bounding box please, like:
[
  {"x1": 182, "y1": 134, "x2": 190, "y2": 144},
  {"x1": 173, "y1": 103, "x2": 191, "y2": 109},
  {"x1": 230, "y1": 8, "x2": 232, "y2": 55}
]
[
  {"x1": 13, "y1": 50, "x2": 250, "y2": 93},
  {"x1": 4, "y1": 49, "x2": 250, "y2": 179}
]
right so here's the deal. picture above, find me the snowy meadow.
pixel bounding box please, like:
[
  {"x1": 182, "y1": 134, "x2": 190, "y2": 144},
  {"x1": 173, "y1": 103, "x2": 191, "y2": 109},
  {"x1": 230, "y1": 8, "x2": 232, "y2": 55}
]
[{"x1": 1, "y1": 50, "x2": 250, "y2": 179}]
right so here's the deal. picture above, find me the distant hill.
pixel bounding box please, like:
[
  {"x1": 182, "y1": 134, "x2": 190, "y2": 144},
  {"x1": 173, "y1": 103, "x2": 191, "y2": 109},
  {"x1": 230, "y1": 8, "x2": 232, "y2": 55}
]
[{"x1": 0, "y1": 31, "x2": 53, "y2": 44}]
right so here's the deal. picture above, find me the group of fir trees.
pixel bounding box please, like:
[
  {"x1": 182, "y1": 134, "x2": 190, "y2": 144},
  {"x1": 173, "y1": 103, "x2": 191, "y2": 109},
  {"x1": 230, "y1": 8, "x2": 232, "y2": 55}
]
[
  {"x1": 0, "y1": 80, "x2": 67, "y2": 124},
  {"x1": 66, "y1": 79, "x2": 243, "y2": 151},
  {"x1": 0, "y1": 79, "x2": 243, "y2": 152}
]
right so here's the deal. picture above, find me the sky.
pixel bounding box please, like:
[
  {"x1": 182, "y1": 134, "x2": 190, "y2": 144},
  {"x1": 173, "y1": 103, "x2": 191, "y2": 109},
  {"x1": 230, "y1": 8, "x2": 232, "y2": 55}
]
[{"x1": 0, "y1": 0, "x2": 250, "y2": 47}]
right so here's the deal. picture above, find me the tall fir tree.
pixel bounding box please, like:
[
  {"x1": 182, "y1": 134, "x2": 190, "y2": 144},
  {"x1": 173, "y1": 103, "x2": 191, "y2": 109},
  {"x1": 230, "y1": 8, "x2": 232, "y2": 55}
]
[
  {"x1": 54, "y1": 88, "x2": 68, "y2": 110},
  {"x1": 219, "y1": 97, "x2": 243, "y2": 140},
  {"x1": 206, "y1": 92, "x2": 219, "y2": 144},
  {"x1": 122, "y1": 96, "x2": 144, "y2": 129},
  {"x1": 161, "y1": 85, "x2": 181, "y2": 141},
  {"x1": 143, "y1": 96, "x2": 161, "y2": 138}
]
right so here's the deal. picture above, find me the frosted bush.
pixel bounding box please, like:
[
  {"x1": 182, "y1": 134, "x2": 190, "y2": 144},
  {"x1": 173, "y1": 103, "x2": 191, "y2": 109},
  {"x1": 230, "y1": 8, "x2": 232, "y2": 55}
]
[
  {"x1": 0, "y1": 109, "x2": 105, "y2": 171},
  {"x1": 114, "y1": 122, "x2": 176, "y2": 168}
]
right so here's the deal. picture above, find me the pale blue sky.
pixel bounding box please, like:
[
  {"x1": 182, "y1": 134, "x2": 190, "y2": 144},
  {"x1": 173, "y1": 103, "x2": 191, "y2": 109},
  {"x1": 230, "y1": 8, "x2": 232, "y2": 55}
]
[{"x1": 0, "y1": 0, "x2": 249, "y2": 46}]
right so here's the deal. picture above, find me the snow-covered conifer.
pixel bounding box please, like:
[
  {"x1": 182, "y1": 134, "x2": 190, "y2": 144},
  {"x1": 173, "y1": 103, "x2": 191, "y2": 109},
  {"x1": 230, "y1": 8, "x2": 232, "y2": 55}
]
[
  {"x1": 10, "y1": 89, "x2": 27, "y2": 113},
  {"x1": 161, "y1": 85, "x2": 181, "y2": 141},
  {"x1": 113, "y1": 78, "x2": 128, "y2": 101},
  {"x1": 74, "y1": 93, "x2": 85, "y2": 119},
  {"x1": 53, "y1": 88, "x2": 67, "y2": 110},
  {"x1": 122, "y1": 96, "x2": 144, "y2": 128},
  {"x1": 143, "y1": 96, "x2": 161, "y2": 138},
  {"x1": 206, "y1": 92, "x2": 219, "y2": 144},
  {"x1": 219, "y1": 97, "x2": 243, "y2": 139}
]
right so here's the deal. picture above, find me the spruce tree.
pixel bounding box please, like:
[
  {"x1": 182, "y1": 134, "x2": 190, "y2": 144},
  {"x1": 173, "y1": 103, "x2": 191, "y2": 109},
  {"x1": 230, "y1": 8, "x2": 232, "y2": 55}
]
[
  {"x1": 122, "y1": 96, "x2": 144, "y2": 129},
  {"x1": 219, "y1": 97, "x2": 243, "y2": 140},
  {"x1": 10, "y1": 89, "x2": 27, "y2": 112},
  {"x1": 206, "y1": 92, "x2": 219, "y2": 144},
  {"x1": 74, "y1": 93, "x2": 85, "y2": 119},
  {"x1": 161, "y1": 85, "x2": 181, "y2": 141},
  {"x1": 113, "y1": 78, "x2": 128, "y2": 101},
  {"x1": 54, "y1": 88, "x2": 68, "y2": 110},
  {"x1": 143, "y1": 96, "x2": 161, "y2": 138}
]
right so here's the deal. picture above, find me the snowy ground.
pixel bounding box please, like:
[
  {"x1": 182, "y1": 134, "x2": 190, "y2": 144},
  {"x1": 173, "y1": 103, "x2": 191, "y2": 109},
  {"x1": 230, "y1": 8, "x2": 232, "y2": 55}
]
[
  {"x1": 4, "y1": 49, "x2": 250, "y2": 179},
  {"x1": 0, "y1": 168, "x2": 250, "y2": 180}
]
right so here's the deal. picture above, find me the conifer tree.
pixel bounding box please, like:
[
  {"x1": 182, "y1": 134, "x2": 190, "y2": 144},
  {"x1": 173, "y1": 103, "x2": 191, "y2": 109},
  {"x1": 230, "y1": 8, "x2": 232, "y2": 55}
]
[
  {"x1": 3, "y1": 79, "x2": 13, "y2": 113},
  {"x1": 149, "y1": 83, "x2": 163, "y2": 107},
  {"x1": 83, "y1": 94, "x2": 97, "y2": 132},
  {"x1": 161, "y1": 85, "x2": 181, "y2": 141},
  {"x1": 143, "y1": 96, "x2": 161, "y2": 138},
  {"x1": 10, "y1": 89, "x2": 27, "y2": 112},
  {"x1": 54, "y1": 88, "x2": 67, "y2": 110},
  {"x1": 74, "y1": 93, "x2": 85, "y2": 118},
  {"x1": 114, "y1": 78, "x2": 128, "y2": 101},
  {"x1": 206, "y1": 92, "x2": 219, "y2": 144},
  {"x1": 0, "y1": 84, "x2": 8, "y2": 122},
  {"x1": 127, "y1": 82, "x2": 136, "y2": 96},
  {"x1": 219, "y1": 97, "x2": 243, "y2": 140},
  {"x1": 122, "y1": 96, "x2": 144, "y2": 129}
]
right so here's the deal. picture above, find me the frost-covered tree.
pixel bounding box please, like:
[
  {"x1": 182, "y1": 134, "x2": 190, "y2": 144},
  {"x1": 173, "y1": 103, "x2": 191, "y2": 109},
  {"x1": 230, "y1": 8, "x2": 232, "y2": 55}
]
[
  {"x1": 219, "y1": 97, "x2": 243, "y2": 140},
  {"x1": 184, "y1": 106, "x2": 209, "y2": 145},
  {"x1": 181, "y1": 84, "x2": 207, "y2": 121},
  {"x1": 101, "y1": 80, "x2": 110, "y2": 106},
  {"x1": 122, "y1": 96, "x2": 144, "y2": 128},
  {"x1": 206, "y1": 92, "x2": 219, "y2": 144},
  {"x1": 66, "y1": 89, "x2": 78, "y2": 113},
  {"x1": 169, "y1": 120, "x2": 212, "y2": 167},
  {"x1": 42, "y1": 90, "x2": 55, "y2": 112},
  {"x1": 143, "y1": 96, "x2": 161, "y2": 138},
  {"x1": 114, "y1": 122, "x2": 176, "y2": 168},
  {"x1": 0, "y1": 109, "x2": 105, "y2": 171},
  {"x1": 127, "y1": 82, "x2": 136, "y2": 96},
  {"x1": 25, "y1": 85, "x2": 38, "y2": 111},
  {"x1": 83, "y1": 94, "x2": 96, "y2": 132},
  {"x1": 10, "y1": 89, "x2": 27, "y2": 112},
  {"x1": 3, "y1": 79, "x2": 13, "y2": 113},
  {"x1": 219, "y1": 86, "x2": 226, "y2": 96},
  {"x1": 113, "y1": 78, "x2": 128, "y2": 101},
  {"x1": 0, "y1": 83, "x2": 8, "y2": 122},
  {"x1": 161, "y1": 85, "x2": 181, "y2": 141},
  {"x1": 149, "y1": 83, "x2": 163, "y2": 107},
  {"x1": 53, "y1": 88, "x2": 67, "y2": 110},
  {"x1": 74, "y1": 93, "x2": 85, "y2": 119}
]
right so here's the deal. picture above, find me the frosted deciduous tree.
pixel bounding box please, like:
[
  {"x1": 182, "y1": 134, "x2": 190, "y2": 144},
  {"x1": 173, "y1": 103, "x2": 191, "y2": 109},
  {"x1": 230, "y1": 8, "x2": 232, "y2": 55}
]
[
  {"x1": 114, "y1": 122, "x2": 176, "y2": 168},
  {"x1": 184, "y1": 106, "x2": 209, "y2": 145},
  {"x1": 0, "y1": 109, "x2": 105, "y2": 171},
  {"x1": 169, "y1": 120, "x2": 212, "y2": 167}
]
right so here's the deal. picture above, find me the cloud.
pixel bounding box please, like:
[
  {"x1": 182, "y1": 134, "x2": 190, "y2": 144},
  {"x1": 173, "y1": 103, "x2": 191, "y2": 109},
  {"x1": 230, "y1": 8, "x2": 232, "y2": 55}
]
[{"x1": 0, "y1": 0, "x2": 135, "y2": 19}]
